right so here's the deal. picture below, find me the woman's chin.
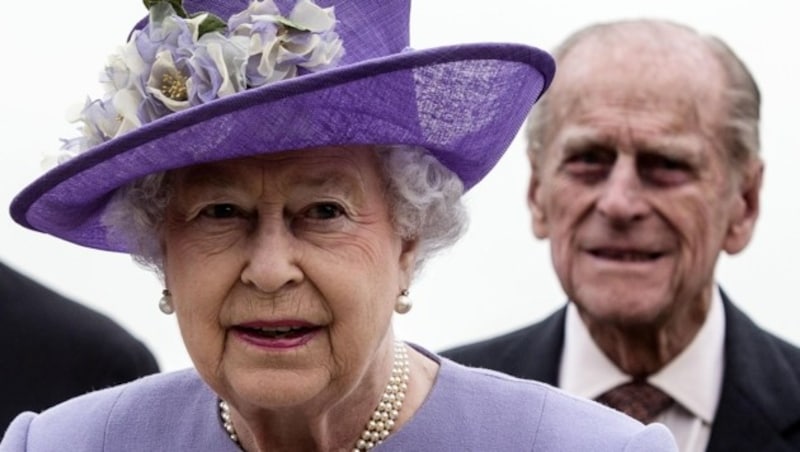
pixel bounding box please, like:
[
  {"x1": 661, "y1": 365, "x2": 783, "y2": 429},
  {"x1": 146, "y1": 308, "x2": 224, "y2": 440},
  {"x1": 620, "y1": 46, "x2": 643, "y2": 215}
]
[{"x1": 223, "y1": 368, "x2": 331, "y2": 410}]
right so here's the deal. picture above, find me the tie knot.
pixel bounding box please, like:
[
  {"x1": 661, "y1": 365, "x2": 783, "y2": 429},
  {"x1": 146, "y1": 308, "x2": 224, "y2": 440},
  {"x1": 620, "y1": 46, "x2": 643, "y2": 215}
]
[{"x1": 596, "y1": 381, "x2": 674, "y2": 424}]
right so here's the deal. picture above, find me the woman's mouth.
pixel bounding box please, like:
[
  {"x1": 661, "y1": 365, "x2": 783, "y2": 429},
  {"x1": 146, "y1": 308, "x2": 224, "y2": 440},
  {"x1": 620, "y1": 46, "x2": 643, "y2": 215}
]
[
  {"x1": 232, "y1": 323, "x2": 321, "y2": 349},
  {"x1": 237, "y1": 325, "x2": 312, "y2": 339}
]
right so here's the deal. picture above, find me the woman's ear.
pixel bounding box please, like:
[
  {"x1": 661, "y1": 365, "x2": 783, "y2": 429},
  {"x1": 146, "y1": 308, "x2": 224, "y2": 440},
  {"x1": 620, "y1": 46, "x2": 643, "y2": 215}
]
[
  {"x1": 398, "y1": 238, "x2": 420, "y2": 283},
  {"x1": 528, "y1": 170, "x2": 550, "y2": 239},
  {"x1": 723, "y1": 159, "x2": 763, "y2": 254}
]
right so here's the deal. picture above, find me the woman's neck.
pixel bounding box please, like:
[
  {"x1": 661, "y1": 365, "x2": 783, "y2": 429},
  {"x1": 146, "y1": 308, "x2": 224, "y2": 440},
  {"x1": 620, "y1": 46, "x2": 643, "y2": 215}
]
[{"x1": 228, "y1": 344, "x2": 438, "y2": 451}]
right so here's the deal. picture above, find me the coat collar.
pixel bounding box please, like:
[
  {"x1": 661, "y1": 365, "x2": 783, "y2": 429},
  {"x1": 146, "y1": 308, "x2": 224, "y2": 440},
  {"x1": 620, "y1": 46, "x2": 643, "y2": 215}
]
[{"x1": 706, "y1": 291, "x2": 800, "y2": 451}]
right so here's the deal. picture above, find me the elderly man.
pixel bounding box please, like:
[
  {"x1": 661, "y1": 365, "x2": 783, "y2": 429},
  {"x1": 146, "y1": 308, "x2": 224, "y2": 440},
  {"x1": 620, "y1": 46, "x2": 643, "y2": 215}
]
[{"x1": 442, "y1": 19, "x2": 800, "y2": 452}]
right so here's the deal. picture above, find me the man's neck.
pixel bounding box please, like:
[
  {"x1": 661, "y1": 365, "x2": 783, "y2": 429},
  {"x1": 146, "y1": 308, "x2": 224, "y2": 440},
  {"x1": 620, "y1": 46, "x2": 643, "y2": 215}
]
[{"x1": 580, "y1": 291, "x2": 712, "y2": 377}]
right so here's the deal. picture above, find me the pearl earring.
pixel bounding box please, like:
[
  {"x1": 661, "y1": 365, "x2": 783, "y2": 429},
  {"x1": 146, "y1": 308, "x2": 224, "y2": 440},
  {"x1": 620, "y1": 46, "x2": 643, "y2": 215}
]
[
  {"x1": 395, "y1": 289, "x2": 412, "y2": 314},
  {"x1": 159, "y1": 289, "x2": 174, "y2": 315}
]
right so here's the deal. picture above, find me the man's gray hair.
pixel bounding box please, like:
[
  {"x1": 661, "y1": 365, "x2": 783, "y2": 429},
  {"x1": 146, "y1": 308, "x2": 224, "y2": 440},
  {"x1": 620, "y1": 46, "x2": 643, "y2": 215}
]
[{"x1": 526, "y1": 19, "x2": 760, "y2": 170}]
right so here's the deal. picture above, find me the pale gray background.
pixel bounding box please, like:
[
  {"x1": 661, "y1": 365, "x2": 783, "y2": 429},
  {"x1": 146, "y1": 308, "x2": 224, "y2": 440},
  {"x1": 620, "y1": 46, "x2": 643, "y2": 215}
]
[{"x1": 1, "y1": 1, "x2": 797, "y2": 371}]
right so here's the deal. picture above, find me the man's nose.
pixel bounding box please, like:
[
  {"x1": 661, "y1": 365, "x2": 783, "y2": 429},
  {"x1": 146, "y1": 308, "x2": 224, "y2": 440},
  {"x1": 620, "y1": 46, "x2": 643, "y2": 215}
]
[{"x1": 595, "y1": 158, "x2": 649, "y2": 224}]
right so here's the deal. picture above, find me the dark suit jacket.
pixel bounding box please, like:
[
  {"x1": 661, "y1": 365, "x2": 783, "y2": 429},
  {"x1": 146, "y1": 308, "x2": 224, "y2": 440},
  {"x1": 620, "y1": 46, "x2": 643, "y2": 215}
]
[
  {"x1": 441, "y1": 292, "x2": 800, "y2": 451},
  {"x1": 0, "y1": 261, "x2": 160, "y2": 430}
]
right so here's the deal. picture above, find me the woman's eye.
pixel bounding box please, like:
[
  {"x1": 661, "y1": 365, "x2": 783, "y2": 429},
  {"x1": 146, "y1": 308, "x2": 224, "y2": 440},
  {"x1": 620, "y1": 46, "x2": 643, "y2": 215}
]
[
  {"x1": 199, "y1": 203, "x2": 241, "y2": 219},
  {"x1": 305, "y1": 203, "x2": 345, "y2": 220}
]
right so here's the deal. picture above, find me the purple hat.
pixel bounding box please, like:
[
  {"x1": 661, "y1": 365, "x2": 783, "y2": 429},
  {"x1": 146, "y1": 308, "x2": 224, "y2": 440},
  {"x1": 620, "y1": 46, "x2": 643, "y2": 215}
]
[{"x1": 10, "y1": 0, "x2": 554, "y2": 252}]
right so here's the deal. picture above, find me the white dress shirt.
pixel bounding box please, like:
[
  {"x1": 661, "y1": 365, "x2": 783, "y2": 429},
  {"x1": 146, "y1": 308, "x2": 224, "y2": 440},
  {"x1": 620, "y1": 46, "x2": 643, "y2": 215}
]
[{"x1": 559, "y1": 287, "x2": 726, "y2": 452}]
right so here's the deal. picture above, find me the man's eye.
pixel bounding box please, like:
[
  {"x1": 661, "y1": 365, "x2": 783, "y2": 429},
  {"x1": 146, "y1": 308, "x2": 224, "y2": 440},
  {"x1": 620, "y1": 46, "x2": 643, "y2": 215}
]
[
  {"x1": 572, "y1": 153, "x2": 606, "y2": 165},
  {"x1": 565, "y1": 148, "x2": 616, "y2": 167},
  {"x1": 561, "y1": 148, "x2": 616, "y2": 183},
  {"x1": 660, "y1": 159, "x2": 689, "y2": 171},
  {"x1": 200, "y1": 204, "x2": 241, "y2": 219},
  {"x1": 638, "y1": 154, "x2": 693, "y2": 185},
  {"x1": 305, "y1": 203, "x2": 345, "y2": 220},
  {"x1": 640, "y1": 154, "x2": 689, "y2": 171}
]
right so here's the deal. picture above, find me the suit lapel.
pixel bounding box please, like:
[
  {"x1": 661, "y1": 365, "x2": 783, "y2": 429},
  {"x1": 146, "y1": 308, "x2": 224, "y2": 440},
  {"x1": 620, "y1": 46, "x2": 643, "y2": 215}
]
[
  {"x1": 706, "y1": 292, "x2": 800, "y2": 451},
  {"x1": 514, "y1": 307, "x2": 566, "y2": 385}
]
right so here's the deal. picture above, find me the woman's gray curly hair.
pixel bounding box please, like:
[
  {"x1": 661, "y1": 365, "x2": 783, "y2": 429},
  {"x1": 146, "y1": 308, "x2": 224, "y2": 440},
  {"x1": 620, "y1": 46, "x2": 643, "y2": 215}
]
[{"x1": 102, "y1": 144, "x2": 468, "y2": 277}]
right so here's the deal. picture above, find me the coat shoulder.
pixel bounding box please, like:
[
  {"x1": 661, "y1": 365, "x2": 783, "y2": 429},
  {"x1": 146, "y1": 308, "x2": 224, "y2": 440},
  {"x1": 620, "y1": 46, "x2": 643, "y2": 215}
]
[
  {"x1": 439, "y1": 308, "x2": 566, "y2": 382},
  {"x1": 0, "y1": 370, "x2": 225, "y2": 451}
]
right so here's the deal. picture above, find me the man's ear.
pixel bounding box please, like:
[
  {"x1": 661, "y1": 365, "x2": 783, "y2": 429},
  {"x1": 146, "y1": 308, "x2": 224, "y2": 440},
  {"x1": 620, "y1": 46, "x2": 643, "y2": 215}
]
[
  {"x1": 528, "y1": 168, "x2": 550, "y2": 239},
  {"x1": 723, "y1": 159, "x2": 763, "y2": 254}
]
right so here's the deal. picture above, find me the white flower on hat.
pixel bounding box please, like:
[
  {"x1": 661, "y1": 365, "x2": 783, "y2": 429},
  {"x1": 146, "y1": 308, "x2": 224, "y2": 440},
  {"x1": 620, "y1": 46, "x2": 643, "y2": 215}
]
[{"x1": 229, "y1": 0, "x2": 343, "y2": 85}]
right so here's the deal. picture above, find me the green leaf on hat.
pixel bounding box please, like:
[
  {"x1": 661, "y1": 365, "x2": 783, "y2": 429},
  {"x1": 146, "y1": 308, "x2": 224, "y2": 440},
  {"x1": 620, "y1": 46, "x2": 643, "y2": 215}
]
[
  {"x1": 194, "y1": 13, "x2": 227, "y2": 37},
  {"x1": 143, "y1": 0, "x2": 188, "y2": 18}
]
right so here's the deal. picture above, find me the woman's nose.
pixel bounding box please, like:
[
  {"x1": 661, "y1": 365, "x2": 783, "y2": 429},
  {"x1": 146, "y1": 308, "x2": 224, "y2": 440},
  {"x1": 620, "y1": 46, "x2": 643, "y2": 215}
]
[{"x1": 240, "y1": 221, "x2": 304, "y2": 293}]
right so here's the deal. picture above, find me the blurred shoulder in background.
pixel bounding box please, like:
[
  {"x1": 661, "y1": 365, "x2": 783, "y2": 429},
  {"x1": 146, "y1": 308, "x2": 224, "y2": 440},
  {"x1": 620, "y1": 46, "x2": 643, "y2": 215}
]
[{"x1": 0, "y1": 260, "x2": 159, "y2": 430}]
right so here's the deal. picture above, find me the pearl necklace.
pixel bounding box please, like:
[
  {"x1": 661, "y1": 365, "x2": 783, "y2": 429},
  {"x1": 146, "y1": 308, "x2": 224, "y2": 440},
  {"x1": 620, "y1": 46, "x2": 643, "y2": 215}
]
[{"x1": 218, "y1": 342, "x2": 410, "y2": 451}]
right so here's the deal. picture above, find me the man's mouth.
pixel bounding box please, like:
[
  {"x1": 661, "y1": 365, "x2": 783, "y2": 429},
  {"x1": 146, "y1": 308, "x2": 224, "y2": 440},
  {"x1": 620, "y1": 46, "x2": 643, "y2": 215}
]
[{"x1": 589, "y1": 249, "x2": 663, "y2": 262}]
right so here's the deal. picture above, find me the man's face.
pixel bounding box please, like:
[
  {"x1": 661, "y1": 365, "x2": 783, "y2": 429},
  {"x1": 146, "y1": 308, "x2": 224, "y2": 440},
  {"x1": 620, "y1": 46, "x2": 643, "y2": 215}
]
[{"x1": 529, "y1": 36, "x2": 761, "y2": 327}]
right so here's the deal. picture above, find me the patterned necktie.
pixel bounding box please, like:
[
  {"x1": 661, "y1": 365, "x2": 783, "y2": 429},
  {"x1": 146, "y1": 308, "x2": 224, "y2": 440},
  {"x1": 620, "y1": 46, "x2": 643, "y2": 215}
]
[{"x1": 595, "y1": 380, "x2": 674, "y2": 424}]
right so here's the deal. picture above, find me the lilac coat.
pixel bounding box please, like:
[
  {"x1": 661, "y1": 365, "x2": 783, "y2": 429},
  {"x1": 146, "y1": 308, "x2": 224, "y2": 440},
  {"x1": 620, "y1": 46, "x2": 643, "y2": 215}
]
[{"x1": 1, "y1": 347, "x2": 676, "y2": 451}]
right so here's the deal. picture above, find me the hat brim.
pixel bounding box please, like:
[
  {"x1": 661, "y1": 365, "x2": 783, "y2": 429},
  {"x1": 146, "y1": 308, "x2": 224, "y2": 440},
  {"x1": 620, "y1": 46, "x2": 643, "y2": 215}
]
[{"x1": 10, "y1": 43, "x2": 554, "y2": 252}]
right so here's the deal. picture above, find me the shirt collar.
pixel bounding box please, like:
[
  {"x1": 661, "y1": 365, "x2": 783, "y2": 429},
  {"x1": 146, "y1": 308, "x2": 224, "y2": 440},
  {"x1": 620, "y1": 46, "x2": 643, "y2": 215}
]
[{"x1": 559, "y1": 286, "x2": 725, "y2": 423}]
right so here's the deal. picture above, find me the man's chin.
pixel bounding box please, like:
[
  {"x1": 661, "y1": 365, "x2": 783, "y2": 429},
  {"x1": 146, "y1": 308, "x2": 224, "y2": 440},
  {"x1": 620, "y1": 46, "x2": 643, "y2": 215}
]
[{"x1": 573, "y1": 296, "x2": 671, "y2": 329}]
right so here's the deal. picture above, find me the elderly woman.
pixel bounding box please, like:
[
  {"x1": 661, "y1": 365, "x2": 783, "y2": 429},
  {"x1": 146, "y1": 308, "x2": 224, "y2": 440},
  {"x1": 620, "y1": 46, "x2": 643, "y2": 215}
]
[{"x1": 2, "y1": 0, "x2": 677, "y2": 450}]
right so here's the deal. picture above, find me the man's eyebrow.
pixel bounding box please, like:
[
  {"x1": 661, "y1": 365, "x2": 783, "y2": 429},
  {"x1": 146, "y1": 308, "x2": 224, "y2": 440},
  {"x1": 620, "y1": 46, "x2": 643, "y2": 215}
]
[
  {"x1": 558, "y1": 128, "x2": 706, "y2": 160},
  {"x1": 559, "y1": 128, "x2": 615, "y2": 151},
  {"x1": 634, "y1": 135, "x2": 707, "y2": 165}
]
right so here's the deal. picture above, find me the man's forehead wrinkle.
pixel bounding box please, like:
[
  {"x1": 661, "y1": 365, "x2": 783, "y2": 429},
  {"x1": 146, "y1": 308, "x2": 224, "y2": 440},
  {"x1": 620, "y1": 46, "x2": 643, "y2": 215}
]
[{"x1": 560, "y1": 125, "x2": 704, "y2": 156}]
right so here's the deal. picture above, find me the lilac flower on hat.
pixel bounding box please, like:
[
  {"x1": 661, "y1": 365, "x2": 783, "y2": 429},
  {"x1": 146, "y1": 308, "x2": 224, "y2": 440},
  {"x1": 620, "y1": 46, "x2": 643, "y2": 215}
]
[
  {"x1": 134, "y1": 2, "x2": 201, "y2": 120},
  {"x1": 55, "y1": 0, "x2": 344, "y2": 167},
  {"x1": 48, "y1": 99, "x2": 120, "y2": 168},
  {"x1": 190, "y1": 33, "x2": 249, "y2": 103}
]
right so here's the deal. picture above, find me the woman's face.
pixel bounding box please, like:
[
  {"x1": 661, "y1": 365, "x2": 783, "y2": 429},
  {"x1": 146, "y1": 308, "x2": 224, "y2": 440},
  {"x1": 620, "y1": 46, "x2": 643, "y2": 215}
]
[{"x1": 162, "y1": 146, "x2": 417, "y2": 412}]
